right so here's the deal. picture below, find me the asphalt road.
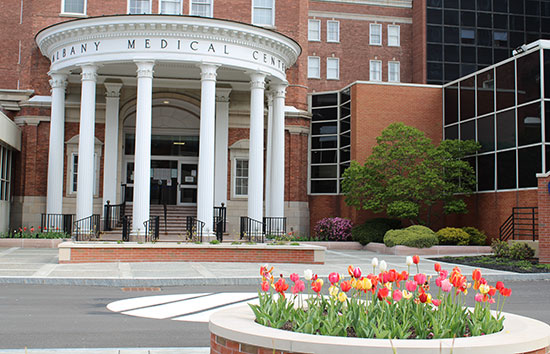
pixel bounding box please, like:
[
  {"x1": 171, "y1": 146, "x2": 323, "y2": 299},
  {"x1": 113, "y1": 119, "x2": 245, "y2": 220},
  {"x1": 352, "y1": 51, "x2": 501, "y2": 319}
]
[{"x1": 0, "y1": 281, "x2": 548, "y2": 349}]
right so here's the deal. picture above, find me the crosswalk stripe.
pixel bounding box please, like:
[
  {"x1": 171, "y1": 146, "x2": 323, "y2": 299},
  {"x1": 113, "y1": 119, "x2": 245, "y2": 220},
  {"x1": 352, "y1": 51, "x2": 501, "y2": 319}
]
[{"x1": 107, "y1": 293, "x2": 210, "y2": 313}]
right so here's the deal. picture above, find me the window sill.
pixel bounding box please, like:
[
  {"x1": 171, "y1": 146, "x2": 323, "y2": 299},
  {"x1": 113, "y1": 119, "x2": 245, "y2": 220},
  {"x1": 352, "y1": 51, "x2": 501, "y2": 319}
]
[
  {"x1": 369, "y1": 43, "x2": 383, "y2": 46},
  {"x1": 59, "y1": 13, "x2": 88, "y2": 18},
  {"x1": 308, "y1": 77, "x2": 321, "y2": 80},
  {"x1": 327, "y1": 40, "x2": 340, "y2": 44},
  {"x1": 308, "y1": 39, "x2": 321, "y2": 42},
  {"x1": 388, "y1": 44, "x2": 401, "y2": 47},
  {"x1": 326, "y1": 78, "x2": 340, "y2": 81}
]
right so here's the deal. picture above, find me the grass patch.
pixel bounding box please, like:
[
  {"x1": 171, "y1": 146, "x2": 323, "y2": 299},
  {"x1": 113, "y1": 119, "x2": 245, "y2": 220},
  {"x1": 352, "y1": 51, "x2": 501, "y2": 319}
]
[{"x1": 434, "y1": 255, "x2": 550, "y2": 273}]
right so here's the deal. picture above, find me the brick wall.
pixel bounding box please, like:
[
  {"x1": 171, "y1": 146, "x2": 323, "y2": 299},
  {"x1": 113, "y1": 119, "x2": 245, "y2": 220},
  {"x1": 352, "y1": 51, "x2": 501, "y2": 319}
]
[
  {"x1": 412, "y1": 0, "x2": 427, "y2": 83},
  {"x1": 211, "y1": 334, "x2": 312, "y2": 354},
  {"x1": 537, "y1": 174, "x2": 550, "y2": 264}
]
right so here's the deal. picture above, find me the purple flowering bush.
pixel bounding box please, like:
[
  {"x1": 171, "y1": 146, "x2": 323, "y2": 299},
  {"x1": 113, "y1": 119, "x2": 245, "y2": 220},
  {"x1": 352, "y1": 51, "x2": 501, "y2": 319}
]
[{"x1": 313, "y1": 217, "x2": 353, "y2": 241}]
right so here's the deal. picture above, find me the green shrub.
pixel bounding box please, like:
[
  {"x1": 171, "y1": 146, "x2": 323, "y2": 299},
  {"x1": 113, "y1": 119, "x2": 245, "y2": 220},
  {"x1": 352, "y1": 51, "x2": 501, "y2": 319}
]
[
  {"x1": 351, "y1": 218, "x2": 402, "y2": 245},
  {"x1": 436, "y1": 227, "x2": 470, "y2": 245},
  {"x1": 383, "y1": 225, "x2": 438, "y2": 248},
  {"x1": 210, "y1": 239, "x2": 220, "y2": 245},
  {"x1": 462, "y1": 227, "x2": 487, "y2": 246},
  {"x1": 491, "y1": 239, "x2": 510, "y2": 257},
  {"x1": 508, "y1": 242, "x2": 535, "y2": 260}
]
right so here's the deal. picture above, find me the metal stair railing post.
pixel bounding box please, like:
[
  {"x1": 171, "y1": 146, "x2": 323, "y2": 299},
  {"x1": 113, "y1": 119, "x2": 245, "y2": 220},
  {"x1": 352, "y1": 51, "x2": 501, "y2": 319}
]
[
  {"x1": 263, "y1": 217, "x2": 287, "y2": 239},
  {"x1": 186, "y1": 216, "x2": 204, "y2": 242},
  {"x1": 213, "y1": 203, "x2": 227, "y2": 242},
  {"x1": 122, "y1": 215, "x2": 130, "y2": 242},
  {"x1": 104, "y1": 201, "x2": 112, "y2": 231},
  {"x1": 240, "y1": 216, "x2": 264, "y2": 243},
  {"x1": 72, "y1": 214, "x2": 100, "y2": 241}
]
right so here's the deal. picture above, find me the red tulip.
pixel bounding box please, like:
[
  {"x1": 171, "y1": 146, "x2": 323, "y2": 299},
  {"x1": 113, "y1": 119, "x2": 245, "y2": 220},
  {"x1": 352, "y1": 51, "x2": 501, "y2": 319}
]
[
  {"x1": 419, "y1": 292, "x2": 428, "y2": 303},
  {"x1": 353, "y1": 267, "x2": 362, "y2": 279},
  {"x1": 274, "y1": 278, "x2": 289, "y2": 294},
  {"x1": 328, "y1": 272, "x2": 340, "y2": 284},
  {"x1": 311, "y1": 280, "x2": 323, "y2": 294},
  {"x1": 495, "y1": 281, "x2": 504, "y2": 291},
  {"x1": 340, "y1": 280, "x2": 352, "y2": 293},
  {"x1": 377, "y1": 287, "x2": 390, "y2": 300},
  {"x1": 472, "y1": 269, "x2": 482, "y2": 281},
  {"x1": 488, "y1": 287, "x2": 497, "y2": 297},
  {"x1": 412, "y1": 255, "x2": 420, "y2": 264},
  {"x1": 500, "y1": 288, "x2": 512, "y2": 297},
  {"x1": 261, "y1": 281, "x2": 270, "y2": 292},
  {"x1": 434, "y1": 262, "x2": 441, "y2": 272}
]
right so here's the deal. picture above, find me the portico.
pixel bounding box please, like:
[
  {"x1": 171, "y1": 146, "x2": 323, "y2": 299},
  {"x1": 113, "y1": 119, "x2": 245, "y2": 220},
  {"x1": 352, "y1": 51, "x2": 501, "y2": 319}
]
[{"x1": 35, "y1": 15, "x2": 300, "y2": 238}]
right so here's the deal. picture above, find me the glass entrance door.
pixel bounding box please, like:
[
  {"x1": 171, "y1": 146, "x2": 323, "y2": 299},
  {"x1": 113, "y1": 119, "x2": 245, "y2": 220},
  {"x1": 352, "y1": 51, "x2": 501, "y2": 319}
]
[
  {"x1": 150, "y1": 160, "x2": 178, "y2": 205},
  {"x1": 178, "y1": 162, "x2": 198, "y2": 205}
]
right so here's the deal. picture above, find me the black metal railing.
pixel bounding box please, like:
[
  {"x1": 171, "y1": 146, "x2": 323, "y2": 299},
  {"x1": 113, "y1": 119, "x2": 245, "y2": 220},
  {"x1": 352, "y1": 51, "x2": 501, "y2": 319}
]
[
  {"x1": 122, "y1": 215, "x2": 131, "y2": 242},
  {"x1": 240, "y1": 216, "x2": 265, "y2": 243},
  {"x1": 186, "y1": 216, "x2": 204, "y2": 242},
  {"x1": 103, "y1": 200, "x2": 126, "y2": 231},
  {"x1": 214, "y1": 204, "x2": 227, "y2": 242},
  {"x1": 40, "y1": 214, "x2": 74, "y2": 235},
  {"x1": 144, "y1": 216, "x2": 160, "y2": 242},
  {"x1": 72, "y1": 214, "x2": 100, "y2": 241},
  {"x1": 263, "y1": 217, "x2": 287, "y2": 238},
  {"x1": 499, "y1": 207, "x2": 538, "y2": 241}
]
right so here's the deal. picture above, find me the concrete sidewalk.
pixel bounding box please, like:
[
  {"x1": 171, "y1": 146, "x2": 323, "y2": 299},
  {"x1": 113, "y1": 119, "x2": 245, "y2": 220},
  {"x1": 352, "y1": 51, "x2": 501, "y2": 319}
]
[
  {"x1": 0, "y1": 349, "x2": 209, "y2": 354},
  {"x1": 0, "y1": 247, "x2": 548, "y2": 285}
]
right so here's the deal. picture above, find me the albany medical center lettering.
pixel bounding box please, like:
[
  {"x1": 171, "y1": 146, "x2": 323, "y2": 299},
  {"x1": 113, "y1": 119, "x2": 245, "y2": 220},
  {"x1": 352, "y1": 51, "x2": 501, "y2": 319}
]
[{"x1": 50, "y1": 38, "x2": 287, "y2": 71}]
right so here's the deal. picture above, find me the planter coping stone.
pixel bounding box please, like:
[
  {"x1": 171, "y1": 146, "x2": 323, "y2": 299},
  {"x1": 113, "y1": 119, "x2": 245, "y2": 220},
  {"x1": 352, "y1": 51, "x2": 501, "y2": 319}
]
[{"x1": 58, "y1": 241, "x2": 326, "y2": 251}]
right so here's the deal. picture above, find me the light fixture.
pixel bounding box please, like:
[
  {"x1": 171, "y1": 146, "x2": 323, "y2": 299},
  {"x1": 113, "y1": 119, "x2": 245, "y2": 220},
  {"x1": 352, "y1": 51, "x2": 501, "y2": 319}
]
[
  {"x1": 163, "y1": 100, "x2": 170, "y2": 104},
  {"x1": 524, "y1": 117, "x2": 541, "y2": 125},
  {"x1": 173, "y1": 141, "x2": 186, "y2": 145}
]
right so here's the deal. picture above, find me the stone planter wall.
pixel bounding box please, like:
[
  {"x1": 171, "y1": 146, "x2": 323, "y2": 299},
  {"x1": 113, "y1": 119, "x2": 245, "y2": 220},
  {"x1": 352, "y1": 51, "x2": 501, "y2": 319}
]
[
  {"x1": 0, "y1": 238, "x2": 66, "y2": 248},
  {"x1": 365, "y1": 242, "x2": 492, "y2": 256}
]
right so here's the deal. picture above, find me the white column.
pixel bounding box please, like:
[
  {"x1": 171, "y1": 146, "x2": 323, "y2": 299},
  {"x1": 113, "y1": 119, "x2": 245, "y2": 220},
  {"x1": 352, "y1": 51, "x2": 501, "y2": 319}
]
[
  {"x1": 196, "y1": 63, "x2": 219, "y2": 235},
  {"x1": 132, "y1": 61, "x2": 154, "y2": 234},
  {"x1": 46, "y1": 72, "x2": 67, "y2": 215},
  {"x1": 76, "y1": 64, "x2": 98, "y2": 221},
  {"x1": 102, "y1": 83, "x2": 122, "y2": 208},
  {"x1": 270, "y1": 83, "x2": 287, "y2": 218},
  {"x1": 264, "y1": 92, "x2": 274, "y2": 218},
  {"x1": 214, "y1": 88, "x2": 231, "y2": 207},
  {"x1": 247, "y1": 72, "x2": 267, "y2": 223}
]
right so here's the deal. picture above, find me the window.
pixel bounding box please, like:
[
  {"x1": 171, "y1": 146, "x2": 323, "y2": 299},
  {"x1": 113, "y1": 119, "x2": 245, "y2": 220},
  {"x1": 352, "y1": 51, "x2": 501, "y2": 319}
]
[
  {"x1": 69, "y1": 153, "x2": 99, "y2": 195},
  {"x1": 252, "y1": 0, "x2": 274, "y2": 26},
  {"x1": 370, "y1": 23, "x2": 382, "y2": 45},
  {"x1": 190, "y1": 0, "x2": 212, "y2": 17},
  {"x1": 308, "y1": 56, "x2": 320, "y2": 79},
  {"x1": 160, "y1": 0, "x2": 181, "y2": 14},
  {"x1": 0, "y1": 145, "x2": 12, "y2": 202},
  {"x1": 370, "y1": 60, "x2": 382, "y2": 81},
  {"x1": 308, "y1": 19, "x2": 321, "y2": 41},
  {"x1": 327, "y1": 20, "x2": 340, "y2": 42},
  {"x1": 388, "y1": 61, "x2": 400, "y2": 82},
  {"x1": 62, "y1": 0, "x2": 86, "y2": 14},
  {"x1": 327, "y1": 58, "x2": 339, "y2": 80},
  {"x1": 234, "y1": 159, "x2": 249, "y2": 196},
  {"x1": 388, "y1": 25, "x2": 400, "y2": 46},
  {"x1": 129, "y1": 0, "x2": 151, "y2": 14}
]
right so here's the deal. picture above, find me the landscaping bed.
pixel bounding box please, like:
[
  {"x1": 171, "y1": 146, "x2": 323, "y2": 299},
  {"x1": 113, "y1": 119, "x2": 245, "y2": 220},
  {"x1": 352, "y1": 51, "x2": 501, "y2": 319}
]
[{"x1": 435, "y1": 255, "x2": 550, "y2": 273}]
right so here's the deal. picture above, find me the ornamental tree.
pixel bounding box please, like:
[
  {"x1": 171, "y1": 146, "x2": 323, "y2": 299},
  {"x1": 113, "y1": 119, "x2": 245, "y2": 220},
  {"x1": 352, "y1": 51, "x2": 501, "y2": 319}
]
[{"x1": 341, "y1": 123, "x2": 480, "y2": 227}]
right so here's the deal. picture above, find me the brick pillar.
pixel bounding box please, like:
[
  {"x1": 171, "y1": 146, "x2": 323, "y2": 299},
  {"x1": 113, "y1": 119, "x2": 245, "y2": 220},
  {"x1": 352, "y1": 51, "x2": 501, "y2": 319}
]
[{"x1": 536, "y1": 172, "x2": 550, "y2": 263}]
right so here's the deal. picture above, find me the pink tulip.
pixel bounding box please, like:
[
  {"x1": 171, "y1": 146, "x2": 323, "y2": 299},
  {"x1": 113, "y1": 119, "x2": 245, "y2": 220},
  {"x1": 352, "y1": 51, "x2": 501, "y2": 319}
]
[
  {"x1": 435, "y1": 277, "x2": 442, "y2": 287},
  {"x1": 432, "y1": 299, "x2": 441, "y2": 307},
  {"x1": 392, "y1": 289, "x2": 402, "y2": 302},
  {"x1": 474, "y1": 293, "x2": 483, "y2": 302},
  {"x1": 353, "y1": 267, "x2": 362, "y2": 279},
  {"x1": 328, "y1": 272, "x2": 340, "y2": 284},
  {"x1": 405, "y1": 280, "x2": 417, "y2": 292},
  {"x1": 290, "y1": 273, "x2": 299, "y2": 283},
  {"x1": 488, "y1": 298, "x2": 495, "y2": 304},
  {"x1": 441, "y1": 279, "x2": 452, "y2": 293},
  {"x1": 291, "y1": 280, "x2": 305, "y2": 294},
  {"x1": 414, "y1": 273, "x2": 426, "y2": 285},
  {"x1": 261, "y1": 281, "x2": 270, "y2": 292}
]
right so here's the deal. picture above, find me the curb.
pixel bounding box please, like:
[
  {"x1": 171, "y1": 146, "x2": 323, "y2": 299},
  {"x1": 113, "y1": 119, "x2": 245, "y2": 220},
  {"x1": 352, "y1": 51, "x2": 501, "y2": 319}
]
[{"x1": 0, "y1": 348, "x2": 209, "y2": 354}]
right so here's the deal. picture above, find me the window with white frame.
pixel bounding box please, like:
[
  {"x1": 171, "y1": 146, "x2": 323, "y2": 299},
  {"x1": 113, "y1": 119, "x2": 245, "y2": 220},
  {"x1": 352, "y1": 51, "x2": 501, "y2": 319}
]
[
  {"x1": 308, "y1": 19, "x2": 321, "y2": 41},
  {"x1": 388, "y1": 25, "x2": 400, "y2": 46},
  {"x1": 388, "y1": 61, "x2": 400, "y2": 82},
  {"x1": 370, "y1": 23, "x2": 382, "y2": 45},
  {"x1": 190, "y1": 0, "x2": 212, "y2": 17},
  {"x1": 234, "y1": 159, "x2": 249, "y2": 196},
  {"x1": 69, "y1": 153, "x2": 99, "y2": 195},
  {"x1": 129, "y1": 0, "x2": 151, "y2": 14},
  {"x1": 62, "y1": 0, "x2": 86, "y2": 14},
  {"x1": 327, "y1": 58, "x2": 339, "y2": 80},
  {"x1": 252, "y1": 0, "x2": 274, "y2": 26},
  {"x1": 308, "y1": 56, "x2": 321, "y2": 79},
  {"x1": 160, "y1": 0, "x2": 181, "y2": 14},
  {"x1": 370, "y1": 60, "x2": 382, "y2": 81},
  {"x1": 327, "y1": 20, "x2": 340, "y2": 42}
]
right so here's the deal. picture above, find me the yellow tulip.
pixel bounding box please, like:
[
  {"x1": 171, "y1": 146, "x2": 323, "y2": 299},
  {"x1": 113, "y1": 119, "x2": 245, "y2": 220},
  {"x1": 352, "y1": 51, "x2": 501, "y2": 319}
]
[
  {"x1": 351, "y1": 278, "x2": 357, "y2": 289},
  {"x1": 363, "y1": 278, "x2": 372, "y2": 290},
  {"x1": 479, "y1": 284, "x2": 490, "y2": 294},
  {"x1": 402, "y1": 290, "x2": 412, "y2": 299},
  {"x1": 338, "y1": 292, "x2": 348, "y2": 302},
  {"x1": 329, "y1": 285, "x2": 339, "y2": 297},
  {"x1": 427, "y1": 293, "x2": 432, "y2": 303}
]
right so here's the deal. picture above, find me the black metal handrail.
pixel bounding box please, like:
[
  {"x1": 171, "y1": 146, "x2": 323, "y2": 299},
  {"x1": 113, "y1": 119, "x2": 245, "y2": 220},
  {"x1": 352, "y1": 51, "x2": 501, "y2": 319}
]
[
  {"x1": 214, "y1": 204, "x2": 227, "y2": 242},
  {"x1": 263, "y1": 217, "x2": 287, "y2": 238},
  {"x1": 103, "y1": 200, "x2": 126, "y2": 232},
  {"x1": 72, "y1": 214, "x2": 100, "y2": 241},
  {"x1": 122, "y1": 215, "x2": 131, "y2": 242},
  {"x1": 144, "y1": 216, "x2": 160, "y2": 242},
  {"x1": 41, "y1": 214, "x2": 74, "y2": 235},
  {"x1": 186, "y1": 216, "x2": 204, "y2": 242},
  {"x1": 499, "y1": 207, "x2": 538, "y2": 241},
  {"x1": 240, "y1": 216, "x2": 265, "y2": 243}
]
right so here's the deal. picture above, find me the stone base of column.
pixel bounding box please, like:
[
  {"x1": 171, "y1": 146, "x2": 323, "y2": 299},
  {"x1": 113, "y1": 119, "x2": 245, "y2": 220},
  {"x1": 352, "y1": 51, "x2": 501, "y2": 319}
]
[{"x1": 129, "y1": 232, "x2": 147, "y2": 243}]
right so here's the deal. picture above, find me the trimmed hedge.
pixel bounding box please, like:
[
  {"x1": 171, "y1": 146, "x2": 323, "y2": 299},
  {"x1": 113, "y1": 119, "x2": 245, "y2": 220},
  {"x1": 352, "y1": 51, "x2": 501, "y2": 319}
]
[
  {"x1": 462, "y1": 227, "x2": 487, "y2": 246},
  {"x1": 351, "y1": 218, "x2": 402, "y2": 245},
  {"x1": 436, "y1": 227, "x2": 470, "y2": 245},
  {"x1": 383, "y1": 225, "x2": 439, "y2": 248}
]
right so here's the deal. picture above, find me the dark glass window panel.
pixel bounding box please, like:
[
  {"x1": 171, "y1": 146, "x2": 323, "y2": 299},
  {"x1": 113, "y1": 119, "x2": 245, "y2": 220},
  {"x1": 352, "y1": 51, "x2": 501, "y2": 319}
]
[
  {"x1": 510, "y1": 31, "x2": 525, "y2": 48},
  {"x1": 149, "y1": 135, "x2": 199, "y2": 156},
  {"x1": 445, "y1": 45, "x2": 460, "y2": 61},
  {"x1": 542, "y1": 19, "x2": 550, "y2": 33},
  {"x1": 340, "y1": 117, "x2": 350, "y2": 132},
  {"x1": 477, "y1": 0, "x2": 491, "y2": 10},
  {"x1": 510, "y1": 0, "x2": 524, "y2": 14},
  {"x1": 428, "y1": 8, "x2": 443, "y2": 23},
  {"x1": 445, "y1": 85, "x2": 459, "y2": 124},
  {"x1": 510, "y1": 15, "x2": 525, "y2": 31},
  {"x1": 312, "y1": 108, "x2": 338, "y2": 121},
  {"x1": 496, "y1": 60, "x2": 515, "y2": 111},
  {"x1": 493, "y1": 31, "x2": 508, "y2": 47},
  {"x1": 445, "y1": 125, "x2": 459, "y2": 139},
  {"x1": 428, "y1": 62, "x2": 444, "y2": 80},
  {"x1": 461, "y1": 64, "x2": 477, "y2": 76},
  {"x1": 517, "y1": 52, "x2": 541, "y2": 105},
  {"x1": 461, "y1": 29, "x2": 476, "y2": 44},
  {"x1": 312, "y1": 122, "x2": 337, "y2": 135},
  {"x1": 444, "y1": 26, "x2": 459, "y2": 42},
  {"x1": 312, "y1": 94, "x2": 337, "y2": 107},
  {"x1": 497, "y1": 109, "x2": 516, "y2": 149},
  {"x1": 125, "y1": 134, "x2": 135, "y2": 155},
  {"x1": 461, "y1": 46, "x2": 476, "y2": 62},
  {"x1": 340, "y1": 88, "x2": 350, "y2": 103},
  {"x1": 444, "y1": 0, "x2": 459, "y2": 8},
  {"x1": 546, "y1": 146, "x2": 550, "y2": 174},
  {"x1": 494, "y1": 48, "x2": 509, "y2": 62},
  {"x1": 526, "y1": 16, "x2": 540, "y2": 32},
  {"x1": 477, "y1": 69, "x2": 495, "y2": 115},
  {"x1": 340, "y1": 163, "x2": 350, "y2": 178},
  {"x1": 427, "y1": 0, "x2": 442, "y2": 6},
  {"x1": 460, "y1": 77, "x2": 476, "y2": 119},
  {"x1": 311, "y1": 180, "x2": 337, "y2": 193},
  {"x1": 494, "y1": 14, "x2": 508, "y2": 29},
  {"x1": 477, "y1": 154, "x2": 495, "y2": 190},
  {"x1": 461, "y1": 120, "x2": 476, "y2": 140},
  {"x1": 461, "y1": 0, "x2": 475, "y2": 9},
  {"x1": 340, "y1": 133, "x2": 351, "y2": 147},
  {"x1": 526, "y1": 32, "x2": 541, "y2": 44},
  {"x1": 517, "y1": 103, "x2": 542, "y2": 146},
  {"x1": 478, "y1": 115, "x2": 495, "y2": 152},
  {"x1": 477, "y1": 29, "x2": 492, "y2": 45},
  {"x1": 465, "y1": 156, "x2": 476, "y2": 185},
  {"x1": 340, "y1": 148, "x2": 350, "y2": 162},
  {"x1": 340, "y1": 102, "x2": 351, "y2": 117},
  {"x1": 428, "y1": 25, "x2": 443, "y2": 42},
  {"x1": 477, "y1": 12, "x2": 492, "y2": 27},
  {"x1": 546, "y1": 101, "x2": 550, "y2": 142},
  {"x1": 477, "y1": 47, "x2": 493, "y2": 64},
  {"x1": 546, "y1": 50, "x2": 550, "y2": 98},
  {"x1": 445, "y1": 63, "x2": 460, "y2": 81},
  {"x1": 542, "y1": 2, "x2": 550, "y2": 16},
  {"x1": 312, "y1": 136, "x2": 337, "y2": 149},
  {"x1": 311, "y1": 165, "x2": 337, "y2": 178},
  {"x1": 444, "y1": 10, "x2": 459, "y2": 25},
  {"x1": 311, "y1": 150, "x2": 337, "y2": 164},
  {"x1": 428, "y1": 44, "x2": 443, "y2": 61},
  {"x1": 461, "y1": 11, "x2": 476, "y2": 26},
  {"x1": 526, "y1": 0, "x2": 541, "y2": 15},
  {"x1": 518, "y1": 146, "x2": 541, "y2": 188},
  {"x1": 497, "y1": 150, "x2": 517, "y2": 189},
  {"x1": 493, "y1": 0, "x2": 508, "y2": 12}
]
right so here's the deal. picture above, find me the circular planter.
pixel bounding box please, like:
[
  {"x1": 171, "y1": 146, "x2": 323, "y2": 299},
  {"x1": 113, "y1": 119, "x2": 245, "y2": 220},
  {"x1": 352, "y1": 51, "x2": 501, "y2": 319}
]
[{"x1": 209, "y1": 304, "x2": 550, "y2": 354}]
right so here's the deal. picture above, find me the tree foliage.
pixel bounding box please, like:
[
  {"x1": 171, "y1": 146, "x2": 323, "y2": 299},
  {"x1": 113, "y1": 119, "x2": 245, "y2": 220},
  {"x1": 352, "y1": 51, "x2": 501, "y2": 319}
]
[{"x1": 341, "y1": 123, "x2": 480, "y2": 226}]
